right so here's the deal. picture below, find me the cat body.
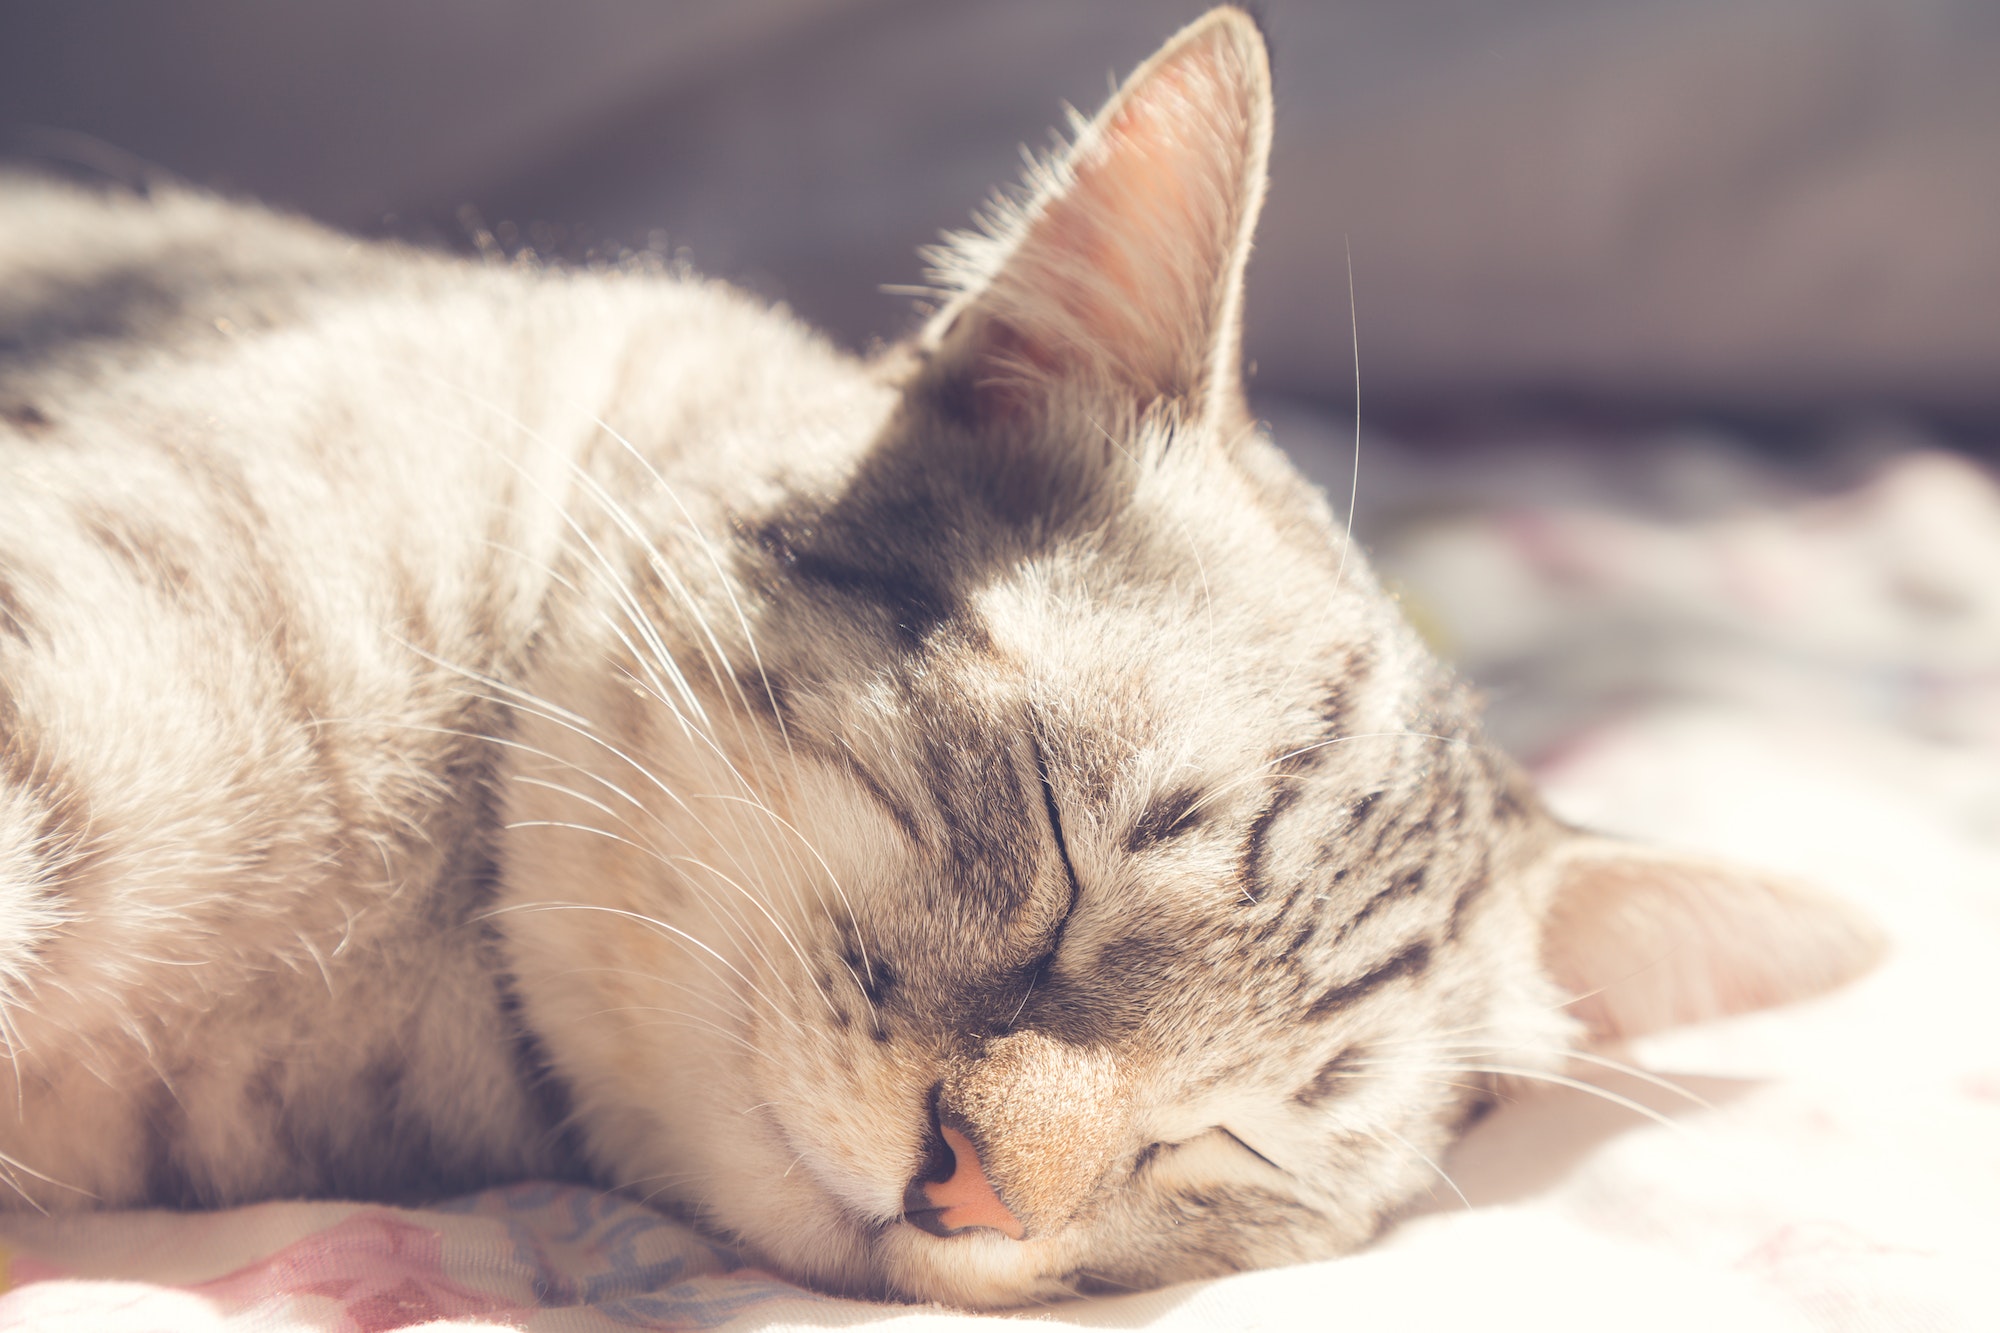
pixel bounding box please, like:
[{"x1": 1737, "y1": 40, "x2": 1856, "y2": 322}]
[{"x1": 0, "y1": 11, "x2": 1877, "y2": 1307}]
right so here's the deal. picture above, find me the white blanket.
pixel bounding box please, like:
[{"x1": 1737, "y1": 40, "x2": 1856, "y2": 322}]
[{"x1": 4, "y1": 426, "x2": 1994, "y2": 1331}]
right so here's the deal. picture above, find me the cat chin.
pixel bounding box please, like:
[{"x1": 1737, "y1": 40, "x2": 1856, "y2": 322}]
[
  {"x1": 869, "y1": 1225, "x2": 1082, "y2": 1309},
  {"x1": 679, "y1": 1119, "x2": 1070, "y2": 1308},
  {"x1": 666, "y1": 1076, "x2": 1083, "y2": 1308}
]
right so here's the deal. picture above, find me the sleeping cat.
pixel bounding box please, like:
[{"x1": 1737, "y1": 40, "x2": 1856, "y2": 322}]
[{"x1": 0, "y1": 7, "x2": 1880, "y2": 1309}]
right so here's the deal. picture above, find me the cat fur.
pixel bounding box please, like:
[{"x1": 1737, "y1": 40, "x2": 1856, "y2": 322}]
[{"x1": 0, "y1": 9, "x2": 1880, "y2": 1308}]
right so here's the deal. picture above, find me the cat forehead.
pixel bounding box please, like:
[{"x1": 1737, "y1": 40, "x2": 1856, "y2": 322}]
[{"x1": 743, "y1": 401, "x2": 1383, "y2": 682}]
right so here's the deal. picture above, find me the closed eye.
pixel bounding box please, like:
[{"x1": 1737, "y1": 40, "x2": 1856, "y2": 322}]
[
  {"x1": 1031, "y1": 733, "x2": 1083, "y2": 923},
  {"x1": 1218, "y1": 1127, "x2": 1294, "y2": 1179},
  {"x1": 1000, "y1": 733, "x2": 1083, "y2": 1031},
  {"x1": 1131, "y1": 1130, "x2": 1298, "y2": 1184},
  {"x1": 1130, "y1": 1141, "x2": 1171, "y2": 1177}
]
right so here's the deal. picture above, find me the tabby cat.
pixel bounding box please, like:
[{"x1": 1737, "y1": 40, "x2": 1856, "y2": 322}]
[{"x1": 0, "y1": 8, "x2": 1880, "y2": 1309}]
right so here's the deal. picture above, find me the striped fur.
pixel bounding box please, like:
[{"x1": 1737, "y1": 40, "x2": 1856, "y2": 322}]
[{"x1": 0, "y1": 9, "x2": 1879, "y2": 1309}]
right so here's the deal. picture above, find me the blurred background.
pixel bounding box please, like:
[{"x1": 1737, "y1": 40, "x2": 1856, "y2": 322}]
[
  {"x1": 4, "y1": 0, "x2": 1997, "y2": 425},
  {"x1": 4, "y1": 0, "x2": 2000, "y2": 761}
]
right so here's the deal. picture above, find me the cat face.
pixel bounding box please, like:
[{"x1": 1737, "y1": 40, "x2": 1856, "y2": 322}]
[
  {"x1": 498, "y1": 9, "x2": 1880, "y2": 1307},
  {"x1": 676, "y1": 416, "x2": 1578, "y2": 1306}
]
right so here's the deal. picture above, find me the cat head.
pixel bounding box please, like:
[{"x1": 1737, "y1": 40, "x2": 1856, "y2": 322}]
[{"x1": 500, "y1": 8, "x2": 1881, "y2": 1308}]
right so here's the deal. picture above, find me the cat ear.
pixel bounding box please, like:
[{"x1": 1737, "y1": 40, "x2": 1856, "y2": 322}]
[
  {"x1": 1540, "y1": 838, "x2": 1887, "y2": 1041},
  {"x1": 920, "y1": 7, "x2": 1271, "y2": 425}
]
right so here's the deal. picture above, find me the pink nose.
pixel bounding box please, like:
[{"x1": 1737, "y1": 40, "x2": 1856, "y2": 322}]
[{"x1": 910, "y1": 1125, "x2": 1025, "y2": 1240}]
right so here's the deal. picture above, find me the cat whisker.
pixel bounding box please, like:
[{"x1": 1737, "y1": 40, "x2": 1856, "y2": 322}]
[
  {"x1": 656, "y1": 849, "x2": 841, "y2": 1019},
  {"x1": 693, "y1": 791, "x2": 874, "y2": 1014},
  {"x1": 593, "y1": 655, "x2": 832, "y2": 970},
  {"x1": 1552, "y1": 1049, "x2": 1716, "y2": 1112},
  {"x1": 530, "y1": 949, "x2": 784, "y2": 1037},
  {"x1": 1064, "y1": 1268, "x2": 1145, "y2": 1296},
  {"x1": 503, "y1": 820, "x2": 826, "y2": 1014},
  {"x1": 461, "y1": 684, "x2": 785, "y2": 924},
  {"x1": 590, "y1": 1007, "x2": 764, "y2": 1061},
  {"x1": 1365, "y1": 1123, "x2": 1470, "y2": 1212},
  {"x1": 590, "y1": 415, "x2": 802, "y2": 769},
  {"x1": 390, "y1": 723, "x2": 650, "y2": 825},
  {"x1": 570, "y1": 471, "x2": 752, "y2": 743},
  {"x1": 555, "y1": 964, "x2": 772, "y2": 1041},
  {"x1": 513, "y1": 774, "x2": 623, "y2": 823},
  {"x1": 471, "y1": 704, "x2": 817, "y2": 1018},
  {"x1": 0, "y1": 1145, "x2": 101, "y2": 1212},
  {"x1": 485, "y1": 901, "x2": 806, "y2": 1038},
  {"x1": 506, "y1": 775, "x2": 794, "y2": 976},
  {"x1": 392, "y1": 635, "x2": 596, "y2": 731},
  {"x1": 1416, "y1": 1041, "x2": 1715, "y2": 1114},
  {"x1": 554, "y1": 429, "x2": 831, "y2": 949},
  {"x1": 391, "y1": 400, "x2": 721, "y2": 760},
  {"x1": 1333, "y1": 235, "x2": 1362, "y2": 597},
  {"x1": 611, "y1": 1166, "x2": 699, "y2": 1206},
  {"x1": 1431, "y1": 1063, "x2": 1699, "y2": 1138},
  {"x1": 1327, "y1": 1066, "x2": 1495, "y2": 1101}
]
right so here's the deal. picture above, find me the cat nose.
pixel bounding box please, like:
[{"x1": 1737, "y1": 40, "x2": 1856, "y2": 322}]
[
  {"x1": 906, "y1": 1031, "x2": 1129, "y2": 1241},
  {"x1": 902, "y1": 1121, "x2": 1026, "y2": 1240}
]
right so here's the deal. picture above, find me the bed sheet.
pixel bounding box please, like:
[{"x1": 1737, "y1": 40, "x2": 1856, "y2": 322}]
[{"x1": 3, "y1": 427, "x2": 1995, "y2": 1332}]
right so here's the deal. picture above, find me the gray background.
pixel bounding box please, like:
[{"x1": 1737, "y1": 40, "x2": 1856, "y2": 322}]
[{"x1": 4, "y1": 0, "x2": 1997, "y2": 423}]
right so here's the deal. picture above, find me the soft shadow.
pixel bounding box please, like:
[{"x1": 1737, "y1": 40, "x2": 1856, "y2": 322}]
[{"x1": 1406, "y1": 1064, "x2": 1763, "y2": 1215}]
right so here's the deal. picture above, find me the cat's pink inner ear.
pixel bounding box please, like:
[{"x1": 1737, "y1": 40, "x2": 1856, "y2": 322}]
[
  {"x1": 1540, "y1": 840, "x2": 1887, "y2": 1041},
  {"x1": 935, "y1": 8, "x2": 1271, "y2": 416}
]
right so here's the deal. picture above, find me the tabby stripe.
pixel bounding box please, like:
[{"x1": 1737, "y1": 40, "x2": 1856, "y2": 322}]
[
  {"x1": 1304, "y1": 939, "x2": 1433, "y2": 1020},
  {"x1": 1293, "y1": 1044, "x2": 1367, "y2": 1106},
  {"x1": 786, "y1": 549, "x2": 956, "y2": 648},
  {"x1": 1238, "y1": 785, "x2": 1300, "y2": 904},
  {"x1": 1125, "y1": 783, "x2": 1206, "y2": 853},
  {"x1": 1446, "y1": 865, "x2": 1492, "y2": 941},
  {"x1": 1323, "y1": 865, "x2": 1427, "y2": 951}
]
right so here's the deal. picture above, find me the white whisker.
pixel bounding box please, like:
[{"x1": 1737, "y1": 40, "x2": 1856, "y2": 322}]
[
  {"x1": 1439, "y1": 1064, "x2": 1698, "y2": 1137},
  {"x1": 1333, "y1": 234, "x2": 1361, "y2": 597},
  {"x1": 1370, "y1": 1124, "x2": 1469, "y2": 1211}
]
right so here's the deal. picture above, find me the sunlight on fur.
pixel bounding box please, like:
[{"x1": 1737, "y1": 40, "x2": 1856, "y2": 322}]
[{"x1": 0, "y1": 6, "x2": 1881, "y2": 1309}]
